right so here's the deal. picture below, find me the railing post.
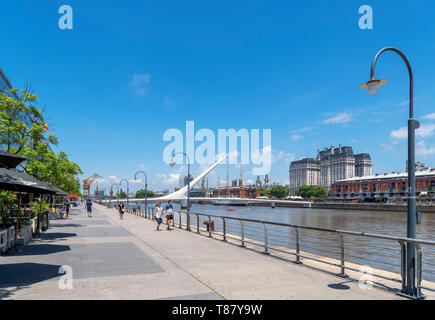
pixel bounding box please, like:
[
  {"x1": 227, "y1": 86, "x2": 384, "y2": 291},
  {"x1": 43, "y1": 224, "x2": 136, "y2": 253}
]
[
  {"x1": 338, "y1": 233, "x2": 347, "y2": 277},
  {"x1": 240, "y1": 220, "x2": 245, "y2": 247},
  {"x1": 186, "y1": 212, "x2": 190, "y2": 231},
  {"x1": 416, "y1": 244, "x2": 423, "y2": 298},
  {"x1": 222, "y1": 217, "x2": 226, "y2": 242},
  {"x1": 208, "y1": 215, "x2": 212, "y2": 237},
  {"x1": 295, "y1": 227, "x2": 302, "y2": 264},
  {"x1": 178, "y1": 211, "x2": 182, "y2": 229},
  {"x1": 400, "y1": 241, "x2": 407, "y2": 293},
  {"x1": 196, "y1": 214, "x2": 200, "y2": 234},
  {"x1": 263, "y1": 223, "x2": 269, "y2": 255}
]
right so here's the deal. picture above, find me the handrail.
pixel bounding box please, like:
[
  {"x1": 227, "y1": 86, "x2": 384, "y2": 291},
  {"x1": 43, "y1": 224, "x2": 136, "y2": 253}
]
[{"x1": 176, "y1": 210, "x2": 435, "y2": 247}]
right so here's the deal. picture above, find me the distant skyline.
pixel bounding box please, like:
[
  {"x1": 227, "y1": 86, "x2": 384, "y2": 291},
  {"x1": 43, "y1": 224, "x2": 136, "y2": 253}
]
[{"x1": 1, "y1": 1, "x2": 435, "y2": 194}]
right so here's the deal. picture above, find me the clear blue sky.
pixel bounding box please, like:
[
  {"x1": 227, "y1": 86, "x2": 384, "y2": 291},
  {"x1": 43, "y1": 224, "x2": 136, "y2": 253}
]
[{"x1": 1, "y1": 0, "x2": 435, "y2": 193}]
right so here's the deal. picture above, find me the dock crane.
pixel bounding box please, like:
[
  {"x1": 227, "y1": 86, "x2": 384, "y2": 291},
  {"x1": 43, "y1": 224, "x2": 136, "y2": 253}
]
[{"x1": 82, "y1": 173, "x2": 103, "y2": 199}]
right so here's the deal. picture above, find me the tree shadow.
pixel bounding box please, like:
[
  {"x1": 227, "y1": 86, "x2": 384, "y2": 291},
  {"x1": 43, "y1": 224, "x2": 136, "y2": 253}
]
[
  {"x1": 0, "y1": 263, "x2": 62, "y2": 292},
  {"x1": 39, "y1": 233, "x2": 77, "y2": 241},
  {"x1": 48, "y1": 223, "x2": 84, "y2": 228},
  {"x1": 8, "y1": 244, "x2": 71, "y2": 256}
]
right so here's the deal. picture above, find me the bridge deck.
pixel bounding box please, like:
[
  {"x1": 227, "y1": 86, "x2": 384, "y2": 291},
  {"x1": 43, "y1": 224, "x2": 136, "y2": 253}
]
[{"x1": 0, "y1": 204, "x2": 407, "y2": 300}]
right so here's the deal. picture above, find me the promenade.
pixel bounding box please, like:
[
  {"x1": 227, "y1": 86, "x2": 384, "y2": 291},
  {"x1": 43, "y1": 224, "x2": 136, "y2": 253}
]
[{"x1": 0, "y1": 204, "x2": 405, "y2": 300}]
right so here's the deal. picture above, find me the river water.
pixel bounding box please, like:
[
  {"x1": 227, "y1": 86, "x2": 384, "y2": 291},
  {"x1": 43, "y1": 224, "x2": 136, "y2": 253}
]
[{"x1": 134, "y1": 202, "x2": 435, "y2": 282}]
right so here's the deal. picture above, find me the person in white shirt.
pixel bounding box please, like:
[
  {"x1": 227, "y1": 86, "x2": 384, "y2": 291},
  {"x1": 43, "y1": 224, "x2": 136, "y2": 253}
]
[
  {"x1": 154, "y1": 202, "x2": 163, "y2": 231},
  {"x1": 165, "y1": 200, "x2": 174, "y2": 230}
]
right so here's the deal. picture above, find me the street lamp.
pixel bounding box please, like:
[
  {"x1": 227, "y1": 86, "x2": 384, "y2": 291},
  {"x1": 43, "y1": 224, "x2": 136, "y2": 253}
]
[
  {"x1": 119, "y1": 178, "x2": 129, "y2": 210},
  {"x1": 111, "y1": 183, "x2": 119, "y2": 208},
  {"x1": 360, "y1": 47, "x2": 421, "y2": 299},
  {"x1": 170, "y1": 152, "x2": 191, "y2": 231},
  {"x1": 134, "y1": 170, "x2": 148, "y2": 215}
]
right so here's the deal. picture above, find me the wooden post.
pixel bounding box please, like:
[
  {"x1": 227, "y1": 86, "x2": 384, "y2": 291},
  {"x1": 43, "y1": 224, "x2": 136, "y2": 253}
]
[{"x1": 14, "y1": 192, "x2": 21, "y2": 248}]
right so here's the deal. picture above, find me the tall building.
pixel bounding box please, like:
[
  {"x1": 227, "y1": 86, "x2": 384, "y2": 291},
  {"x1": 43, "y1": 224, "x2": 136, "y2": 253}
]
[
  {"x1": 289, "y1": 145, "x2": 373, "y2": 192},
  {"x1": 289, "y1": 158, "x2": 320, "y2": 194},
  {"x1": 256, "y1": 176, "x2": 262, "y2": 187},
  {"x1": 178, "y1": 174, "x2": 193, "y2": 189},
  {"x1": 355, "y1": 153, "x2": 372, "y2": 177}
]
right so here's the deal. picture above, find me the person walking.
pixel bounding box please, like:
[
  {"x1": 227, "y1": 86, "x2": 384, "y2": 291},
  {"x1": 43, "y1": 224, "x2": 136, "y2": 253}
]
[
  {"x1": 154, "y1": 202, "x2": 164, "y2": 231},
  {"x1": 165, "y1": 200, "x2": 174, "y2": 230},
  {"x1": 64, "y1": 199, "x2": 71, "y2": 218},
  {"x1": 86, "y1": 198, "x2": 93, "y2": 218},
  {"x1": 118, "y1": 201, "x2": 125, "y2": 220}
]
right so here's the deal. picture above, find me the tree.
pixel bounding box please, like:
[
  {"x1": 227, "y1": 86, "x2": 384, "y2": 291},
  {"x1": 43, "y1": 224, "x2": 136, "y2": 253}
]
[
  {"x1": 0, "y1": 88, "x2": 83, "y2": 195},
  {"x1": 118, "y1": 191, "x2": 127, "y2": 199},
  {"x1": 135, "y1": 189, "x2": 155, "y2": 198},
  {"x1": 258, "y1": 187, "x2": 269, "y2": 197},
  {"x1": 268, "y1": 185, "x2": 289, "y2": 199},
  {"x1": 295, "y1": 185, "x2": 326, "y2": 199}
]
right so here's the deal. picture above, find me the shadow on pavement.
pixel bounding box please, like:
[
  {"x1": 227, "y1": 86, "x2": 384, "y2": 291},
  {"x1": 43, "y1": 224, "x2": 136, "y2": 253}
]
[
  {"x1": 48, "y1": 223, "x2": 85, "y2": 228},
  {"x1": 0, "y1": 263, "x2": 62, "y2": 290},
  {"x1": 8, "y1": 244, "x2": 71, "y2": 256},
  {"x1": 40, "y1": 233, "x2": 77, "y2": 240}
]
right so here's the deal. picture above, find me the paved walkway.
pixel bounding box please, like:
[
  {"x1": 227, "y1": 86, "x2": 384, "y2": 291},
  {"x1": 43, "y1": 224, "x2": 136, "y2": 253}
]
[{"x1": 0, "y1": 204, "x2": 404, "y2": 300}]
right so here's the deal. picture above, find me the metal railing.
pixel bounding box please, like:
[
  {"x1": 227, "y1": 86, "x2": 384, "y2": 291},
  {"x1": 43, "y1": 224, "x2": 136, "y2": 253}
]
[{"x1": 104, "y1": 202, "x2": 435, "y2": 296}]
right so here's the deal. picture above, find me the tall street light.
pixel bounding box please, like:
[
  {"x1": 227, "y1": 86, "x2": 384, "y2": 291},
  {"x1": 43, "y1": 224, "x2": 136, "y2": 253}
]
[
  {"x1": 134, "y1": 170, "x2": 148, "y2": 214},
  {"x1": 360, "y1": 47, "x2": 421, "y2": 299},
  {"x1": 170, "y1": 152, "x2": 191, "y2": 231},
  {"x1": 111, "y1": 183, "x2": 119, "y2": 208},
  {"x1": 119, "y1": 178, "x2": 129, "y2": 210}
]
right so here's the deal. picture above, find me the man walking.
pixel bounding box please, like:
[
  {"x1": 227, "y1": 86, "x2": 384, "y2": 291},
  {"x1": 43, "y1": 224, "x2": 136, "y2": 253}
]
[
  {"x1": 86, "y1": 198, "x2": 93, "y2": 218},
  {"x1": 165, "y1": 200, "x2": 174, "y2": 230},
  {"x1": 64, "y1": 198, "x2": 71, "y2": 218}
]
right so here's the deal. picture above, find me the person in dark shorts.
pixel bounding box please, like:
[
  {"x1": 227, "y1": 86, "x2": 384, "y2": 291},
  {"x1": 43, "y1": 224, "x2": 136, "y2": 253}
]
[
  {"x1": 118, "y1": 201, "x2": 125, "y2": 220},
  {"x1": 86, "y1": 199, "x2": 92, "y2": 217},
  {"x1": 64, "y1": 199, "x2": 71, "y2": 218},
  {"x1": 154, "y1": 202, "x2": 163, "y2": 231},
  {"x1": 165, "y1": 200, "x2": 174, "y2": 230}
]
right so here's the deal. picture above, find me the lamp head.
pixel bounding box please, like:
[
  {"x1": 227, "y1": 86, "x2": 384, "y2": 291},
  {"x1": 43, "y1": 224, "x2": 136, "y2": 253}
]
[
  {"x1": 360, "y1": 78, "x2": 388, "y2": 95},
  {"x1": 169, "y1": 162, "x2": 175, "y2": 167}
]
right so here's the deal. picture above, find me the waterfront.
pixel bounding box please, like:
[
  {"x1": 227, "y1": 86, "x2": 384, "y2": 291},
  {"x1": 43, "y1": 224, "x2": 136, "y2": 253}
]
[{"x1": 135, "y1": 203, "x2": 435, "y2": 282}]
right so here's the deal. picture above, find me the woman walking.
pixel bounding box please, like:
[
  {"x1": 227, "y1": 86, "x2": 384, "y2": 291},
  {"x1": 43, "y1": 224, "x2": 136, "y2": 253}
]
[
  {"x1": 118, "y1": 201, "x2": 125, "y2": 220},
  {"x1": 154, "y1": 202, "x2": 163, "y2": 231}
]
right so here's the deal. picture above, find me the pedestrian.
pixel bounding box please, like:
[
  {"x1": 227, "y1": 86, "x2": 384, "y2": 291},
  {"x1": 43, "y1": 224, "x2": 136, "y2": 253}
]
[
  {"x1": 154, "y1": 202, "x2": 163, "y2": 231},
  {"x1": 119, "y1": 201, "x2": 125, "y2": 220},
  {"x1": 64, "y1": 198, "x2": 71, "y2": 218},
  {"x1": 165, "y1": 200, "x2": 174, "y2": 230},
  {"x1": 86, "y1": 198, "x2": 93, "y2": 218}
]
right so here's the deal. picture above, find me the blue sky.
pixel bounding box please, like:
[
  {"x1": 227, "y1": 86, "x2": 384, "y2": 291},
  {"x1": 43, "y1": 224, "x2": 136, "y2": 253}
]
[{"x1": 1, "y1": 1, "x2": 435, "y2": 193}]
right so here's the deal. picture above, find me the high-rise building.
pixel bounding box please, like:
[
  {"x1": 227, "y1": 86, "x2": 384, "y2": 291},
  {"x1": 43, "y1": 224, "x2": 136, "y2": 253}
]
[
  {"x1": 179, "y1": 174, "x2": 193, "y2": 189},
  {"x1": 289, "y1": 158, "x2": 320, "y2": 194},
  {"x1": 289, "y1": 145, "x2": 373, "y2": 192}
]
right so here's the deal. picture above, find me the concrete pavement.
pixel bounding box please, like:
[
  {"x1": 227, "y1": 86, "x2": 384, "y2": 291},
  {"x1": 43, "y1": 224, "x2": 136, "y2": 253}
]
[{"x1": 0, "y1": 204, "x2": 404, "y2": 299}]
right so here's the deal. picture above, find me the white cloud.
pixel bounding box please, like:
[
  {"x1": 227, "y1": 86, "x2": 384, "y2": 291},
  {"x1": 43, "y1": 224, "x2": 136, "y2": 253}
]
[
  {"x1": 391, "y1": 124, "x2": 435, "y2": 139},
  {"x1": 416, "y1": 141, "x2": 435, "y2": 156},
  {"x1": 290, "y1": 134, "x2": 303, "y2": 142},
  {"x1": 156, "y1": 173, "x2": 180, "y2": 185},
  {"x1": 423, "y1": 113, "x2": 435, "y2": 120},
  {"x1": 322, "y1": 112, "x2": 352, "y2": 124},
  {"x1": 128, "y1": 73, "x2": 150, "y2": 96}
]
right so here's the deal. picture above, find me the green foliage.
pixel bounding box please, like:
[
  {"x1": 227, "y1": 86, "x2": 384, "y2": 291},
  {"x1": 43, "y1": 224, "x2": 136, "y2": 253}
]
[
  {"x1": 135, "y1": 189, "x2": 155, "y2": 198},
  {"x1": 118, "y1": 191, "x2": 127, "y2": 199},
  {"x1": 295, "y1": 185, "x2": 326, "y2": 199},
  {"x1": 258, "y1": 187, "x2": 269, "y2": 197},
  {"x1": 30, "y1": 199, "x2": 49, "y2": 214},
  {"x1": 0, "y1": 89, "x2": 82, "y2": 196},
  {"x1": 268, "y1": 185, "x2": 289, "y2": 199},
  {"x1": 0, "y1": 191, "x2": 15, "y2": 225}
]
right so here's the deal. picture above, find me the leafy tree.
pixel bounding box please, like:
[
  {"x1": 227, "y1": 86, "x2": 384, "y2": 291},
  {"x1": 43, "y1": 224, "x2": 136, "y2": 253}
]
[
  {"x1": 295, "y1": 185, "x2": 326, "y2": 199},
  {"x1": 0, "y1": 88, "x2": 82, "y2": 195},
  {"x1": 268, "y1": 185, "x2": 289, "y2": 199},
  {"x1": 0, "y1": 191, "x2": 15, "y2": 226},
  {"x1": 258, "y1": 187, "x2": 269, "y2": 197},
  {"x1": 135, "y1": 189, "x2": 155, "y2": 198},
  {"x1": 118, "y1": 191, "x2": 127, "y2": 199}
]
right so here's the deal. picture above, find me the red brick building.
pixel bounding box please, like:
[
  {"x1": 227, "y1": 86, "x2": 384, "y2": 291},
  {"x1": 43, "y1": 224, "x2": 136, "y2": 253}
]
[
  {"x1": 331, "y1": 169, "x2": 435, "y2": 201},
  {"x1": 212, "y1": 186, "x2": 260, "y2": 199}
]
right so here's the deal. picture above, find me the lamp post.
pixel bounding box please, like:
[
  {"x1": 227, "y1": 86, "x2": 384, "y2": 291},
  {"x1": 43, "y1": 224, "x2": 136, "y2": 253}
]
[
  {"x1": 360, "y1": 47, "x2": 421, "y2": 298},
  {"x1": 170, "y1": 152, "x2": 191, "y2": 231},
  {"x1": 111, "y1": 183, "x2": 119, "y2": 208},
  {"x1": 134, "y1": 170, "x2": 148, "y2": 215},
  {"x1": 119, "y1": 179, "x2": 129, "y2": 210}
]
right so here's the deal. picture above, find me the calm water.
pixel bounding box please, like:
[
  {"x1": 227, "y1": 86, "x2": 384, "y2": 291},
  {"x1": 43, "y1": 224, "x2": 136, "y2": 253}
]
[{"x1": 134, "y1": 202, "x2": 435, "y2": 282}]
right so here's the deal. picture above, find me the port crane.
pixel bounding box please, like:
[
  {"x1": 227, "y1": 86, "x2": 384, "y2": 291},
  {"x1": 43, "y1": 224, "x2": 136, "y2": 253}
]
[{"x1": 82, "y1": 173, "x2": 103, "y2": 199}]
